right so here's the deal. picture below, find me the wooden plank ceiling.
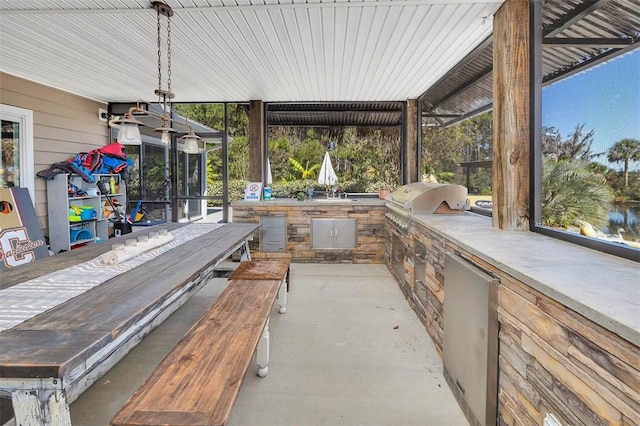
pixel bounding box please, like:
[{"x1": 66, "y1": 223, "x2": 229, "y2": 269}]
[
  {"x1": 0, "y1": 0, "x2": 502, "y2": 106},
  {"x1": 4, "y1": 1, "x2": 634, "y2": 127}
]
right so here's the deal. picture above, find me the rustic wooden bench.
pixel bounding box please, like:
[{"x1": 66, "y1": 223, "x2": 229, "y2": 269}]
[
  {"x1": 228, "y1": 259, "x2": 291, "y2": 314},
  {"x1": 0, "y1": 223, "x2": 259, "y2": 426},
  {"x1": 110, "y1": 272, "x2": 285, "y2": 426}
]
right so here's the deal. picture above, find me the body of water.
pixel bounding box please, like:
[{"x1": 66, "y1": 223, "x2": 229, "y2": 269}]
[{"x1": 606, "y1": 204, "x2": 640, "y2": 241}]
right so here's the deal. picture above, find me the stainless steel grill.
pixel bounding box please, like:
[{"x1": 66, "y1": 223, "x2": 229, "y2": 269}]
[{"x1": 386, "y1": 182, "x2": 468, "y2": 215}]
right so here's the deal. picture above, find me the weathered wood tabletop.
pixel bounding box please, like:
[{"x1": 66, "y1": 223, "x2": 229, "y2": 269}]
[
  {"x1": 0, "y1": 223, "x2": 258, "y2": 380},
  {"x1": 0, "y1": 222, "x2": 187, "y2": 290}
]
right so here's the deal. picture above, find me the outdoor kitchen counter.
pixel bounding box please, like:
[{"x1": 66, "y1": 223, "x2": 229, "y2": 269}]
[
  {"x1": 411, "y1": 212, "x2": 639, "y2": 346},
  {"x1": 232, "y1": 197, "x2": 387, "y2": 207},
  {"x1": 232, "y1": 198, "x2": 387, "y2": 262}
]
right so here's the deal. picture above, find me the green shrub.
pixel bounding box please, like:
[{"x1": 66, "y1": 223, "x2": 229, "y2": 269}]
[{"x1": 205, "y1": 179, "x2": 398, "y2": 205}]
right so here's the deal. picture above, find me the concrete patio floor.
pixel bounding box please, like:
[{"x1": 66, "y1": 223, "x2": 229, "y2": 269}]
[{"x1": 70, "y1": 263, "x2": 468, "y2": 426}]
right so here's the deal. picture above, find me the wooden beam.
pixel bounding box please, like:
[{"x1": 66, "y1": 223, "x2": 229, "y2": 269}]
[
  {"x1": 492, "y1": 0, "x2": 530, "y2": 231},
  {"x1": 404, "y1": 99, "x2": 419, "y2": 183},
  {"x1": 249, "y1": 100, "x2": 265, "y2": 183}
]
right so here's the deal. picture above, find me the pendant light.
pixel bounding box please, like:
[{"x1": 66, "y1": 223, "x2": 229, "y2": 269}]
[
  {"x1": 154, "y1": 117, "x2": 177, "y2": 145},
  {"x1": 152, "y1": 1, "x2": 176, "y2": 143},
  {"x1": 111, "y1": 1, "x2": 202, "y2": 151},
  {"x1": 116, "y1": 115, "x2": 144, "y2": 145},
  {"x1": 181, "y1": 131, "x2": 201, "y2": 154},
  {"x1": 112, "y1": 1, "x2": 176, "y2": 145}
]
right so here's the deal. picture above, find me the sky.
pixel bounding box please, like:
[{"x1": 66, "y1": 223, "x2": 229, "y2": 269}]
[{"x1": 542, "y1": 48, "x2": 640, "y2": 171}]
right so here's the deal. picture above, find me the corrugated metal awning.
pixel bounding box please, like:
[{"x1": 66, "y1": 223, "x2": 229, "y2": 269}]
[
  {"x1": 267, "y1": 102, "x2": 403, "y2": 127},
  {"x1": 420, "y1": 0, "x2": 640, "y2": 127}
]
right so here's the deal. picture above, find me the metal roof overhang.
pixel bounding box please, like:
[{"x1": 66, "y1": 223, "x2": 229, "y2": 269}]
[
  {"x1": 420, "y1": 0, "x2": 640, "y2": 128},
  {"x1": 266, "y1": 102, "x2": 404, "y2": 127}
]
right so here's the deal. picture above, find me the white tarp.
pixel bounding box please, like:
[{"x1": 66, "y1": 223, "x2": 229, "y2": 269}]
[{"x1": 318, "y1": 152, "x2": 338, "y2": 186}]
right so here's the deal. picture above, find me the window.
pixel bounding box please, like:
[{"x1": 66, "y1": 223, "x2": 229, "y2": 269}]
[
  {"x1": 422, "y1": 111, "x2": 493, "y2": 216},
  {"x1": 0, "y1": 105, "x2": 34, "y2": 201},
  {"x1": 531, "y1": 4, "x2": 640, "y2": 260}
]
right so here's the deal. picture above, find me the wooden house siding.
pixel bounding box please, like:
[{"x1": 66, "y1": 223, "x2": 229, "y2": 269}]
[{"x1": 0, "y1": 72, "x2": 109, "y2": 234}]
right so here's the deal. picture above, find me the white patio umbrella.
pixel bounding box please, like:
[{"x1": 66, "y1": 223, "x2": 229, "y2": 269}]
[
  {"x1": 266, "y1": 157, "x2": 273, "y2": 185},
  {"x1": 318, "y1": 152, "x2": 338, "y2": 186}
]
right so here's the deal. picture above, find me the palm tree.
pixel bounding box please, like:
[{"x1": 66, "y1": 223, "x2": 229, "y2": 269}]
[
  {"x1": 541, "y1": 157, "x2": 613, "y2": 229},
  {"x1": 607, "y1": 138, "x2": 640, "y2": 187}
]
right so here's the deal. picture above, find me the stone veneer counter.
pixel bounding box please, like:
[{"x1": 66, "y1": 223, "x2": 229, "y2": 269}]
[
  {"x1": 232, "y1": 198, "x2": 387, "y2": 207},
  {"x1": 404, "y1": 212, "x2": 640, "y2": 425},
  {"x1": 232, "y1": 198, "x2": 387, "y2": 263},
  {"x1": 411, "y1": 212, "x2": 639, "y2": 346}
]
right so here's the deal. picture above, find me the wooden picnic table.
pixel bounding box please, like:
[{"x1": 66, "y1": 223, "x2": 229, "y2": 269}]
[{"x1": 0, "y1": 222, "x2": 259, "y2": 426}]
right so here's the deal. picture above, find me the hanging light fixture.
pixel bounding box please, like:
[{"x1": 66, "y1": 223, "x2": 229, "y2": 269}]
[
  {"x1": 180, "y1": 130, "x2": 201, "y2": 154},
  {"x1": 112, "y1": 0, "x2": 200, "y2": 151},
  {"x1": 151, "y1": 0, "x2": 176, "y2": 144},
  {"x1": 154, "y1": 117, "x2": 177, "y2": 145},
  {"x1": 116, "y1": 114, "x2": 145, "y2": 145}
]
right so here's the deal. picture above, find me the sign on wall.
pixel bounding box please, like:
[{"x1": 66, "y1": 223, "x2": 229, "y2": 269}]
[{"x1": 0, "y1": 188, "x2": 49, "y2": 270}]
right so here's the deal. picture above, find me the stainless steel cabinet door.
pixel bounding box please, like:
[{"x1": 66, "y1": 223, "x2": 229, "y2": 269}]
[
  {"x1": 311, "y1": 219, "x2": 334, "y2": 249},
  {"x1": 443, "y1": 253, "x2": 498, "y2": 426},
  {"x1": 260, "y1": 217, "x2": 286, "y2": 252},
  {"x1": 333, "y1": 219, "x2": 356, "y2": 248},
  {"x1": 311, "y1": 219, "x2": 356, "y2": 249}
]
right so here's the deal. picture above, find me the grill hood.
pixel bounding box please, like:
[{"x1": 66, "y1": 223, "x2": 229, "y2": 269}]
[{"x1": 387, "y1": 182, "x2": 467, "y2": 214}]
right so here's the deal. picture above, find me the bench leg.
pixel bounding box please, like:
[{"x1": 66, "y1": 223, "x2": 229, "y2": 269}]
[
  {"x1": 4, "y1": 379, "x2": 72, "y2": 426},
  {"x1": 256, "y1": 318, "x2": 270, "y2": 377},
  {"x1": 240, "y1": 241, "x2": 252, "y2": 261},
  {"x1": 278, "y1": 277, "x2": 288, "y2": 314}
]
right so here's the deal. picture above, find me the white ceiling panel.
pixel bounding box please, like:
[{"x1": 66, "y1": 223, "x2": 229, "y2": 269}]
[{"x1": 0, "y1": 0, "x2": 503, "y2": 103}]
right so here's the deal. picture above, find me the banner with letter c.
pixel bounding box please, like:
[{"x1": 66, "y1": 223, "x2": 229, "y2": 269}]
[{"x1": 0, "y1": 188, "x2": 49, "y2": 270}]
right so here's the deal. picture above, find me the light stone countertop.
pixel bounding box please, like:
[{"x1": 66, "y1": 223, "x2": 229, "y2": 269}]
[
  {"x1": 411, "y1": 212, "x2": 640, "y2": 347},
  {"x1": 232, "y1": 197, "x2": 387, "y2": 207}
]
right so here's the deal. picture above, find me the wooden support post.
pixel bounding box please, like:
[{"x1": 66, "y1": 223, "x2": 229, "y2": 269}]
[
  {"x1": 249, "y1": 100, "x2": 266, "y2": 183},
  {"x1": 404, "y1": 99, "x2": 420, "y2": 184},
  {"x1": 492, "y1": 0, "x2": 531, "y2": 231}
]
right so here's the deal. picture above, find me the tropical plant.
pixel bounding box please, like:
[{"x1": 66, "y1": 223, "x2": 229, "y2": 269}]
[
  {"x1": 288, "y1": 157, "x2": 321, "y2": 180},
  {"x1": 541, "y1": 157, "x2": 614, "y2": 229},
  {"x1": 435, "y1": 171, "x2": 456, "y2": 183},
  {"x1": 607, "y1": 138, "x2": 640, "y2": 187}
]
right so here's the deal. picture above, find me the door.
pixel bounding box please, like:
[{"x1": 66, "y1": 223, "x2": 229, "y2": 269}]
[
  {"x1": 311, "y1": 219, "x2": 334, "y2": 249},
  {"x1": 333, "y1": 219, "x2": 356, "y2": 249},
  {"x1": 311, "y1": 219, "x2": 356, "y2": 249},
  {"x1": 443, "y1": 253, "x2": 498, "y2": 426},
  {"x1": 0, "y1": 105, "x2": 34, "y2": 201},
  {"x1": 261, "y1": 217, "x2": 286, "y2": 253}
]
